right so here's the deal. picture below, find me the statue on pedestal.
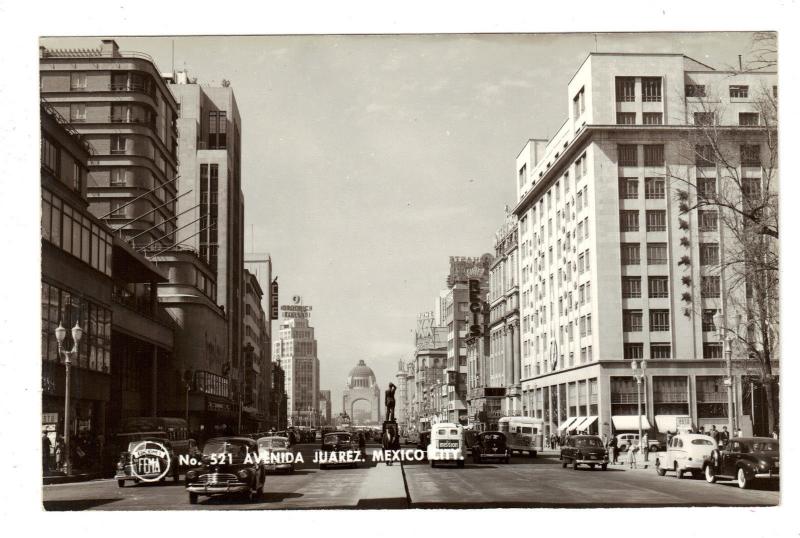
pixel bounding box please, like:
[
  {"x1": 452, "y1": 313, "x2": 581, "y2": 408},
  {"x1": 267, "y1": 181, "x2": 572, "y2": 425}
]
[{"x1": 385, "y1": 382, "x2": 397, "y2": 423}]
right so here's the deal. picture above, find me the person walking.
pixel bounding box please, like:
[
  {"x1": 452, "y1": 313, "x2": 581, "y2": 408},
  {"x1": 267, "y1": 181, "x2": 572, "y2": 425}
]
[
  {"x1": 642, "y1": 433, "x2": 649, "y2": 463},
  {"x1": 720, "y1": 426, "x2": 730, "y2": 446},
  {"x1": 628, "y1": 441, "x2": 639, "y2": 469},
  {"x1": 42, "y1": 434, "x2": 52, "y2": 473},
  {"x1": 55, "y1": 434, "x2": 65, "y2": 472},
  {"x1": 710, "y1": 425, "x2": 720, "y2": 445},
  {"x1": 608, "y1": 435, "x2": 618, "y2": 464}
]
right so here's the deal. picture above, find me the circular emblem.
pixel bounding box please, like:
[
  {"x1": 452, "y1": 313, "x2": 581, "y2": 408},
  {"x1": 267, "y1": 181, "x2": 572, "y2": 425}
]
[
  {"x1": 129, "y1": 440, "x2": 171, "y2": 482},
  {"x1": 292, "y1": 295, "x2": 302, "y2": 304}
]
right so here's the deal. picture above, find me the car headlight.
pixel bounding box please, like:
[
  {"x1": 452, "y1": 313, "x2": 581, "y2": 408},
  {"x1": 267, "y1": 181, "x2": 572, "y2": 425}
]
[
  {"x1": 186, "y1": 470, "x2": 197, "y2": 480},
  {"x1": 237, "y1": 469, "x2": 250, "y2": 480}
]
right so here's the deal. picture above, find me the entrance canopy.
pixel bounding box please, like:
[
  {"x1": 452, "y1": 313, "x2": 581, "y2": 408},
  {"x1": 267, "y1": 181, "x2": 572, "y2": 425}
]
[
  {"x1": 575, "y1": 416, "x2": 598, "y2": 433},
  {"x1": 612, "y1": 415, "x2": 651, "y2": 431},
  {"x1": 655, "y1": 415, "x2": 691, "y2": 433},
  {"x1": 568, "y1": 416, "x2": 586, "y2": 432},
  {"x1": 558, "y1": 417, "x2": 578, "y2": 432}
]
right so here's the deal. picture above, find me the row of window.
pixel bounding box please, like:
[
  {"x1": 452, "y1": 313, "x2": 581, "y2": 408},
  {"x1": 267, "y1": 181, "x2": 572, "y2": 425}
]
[
  {"x1": 696, "y1": 144, "x2": 761, "y2": 167},
  {"x1": 42, "y1": 189, "x2": 113, "y2": 277},
  {"x1": 624, "y1": 342, "x2": 722, "y2": 360},
  {"x1": 621, "y1": 276, "x2": 670, "y2": 298},
  {"x1": 42, "y1": 135, "x2": 85, "y2": 193},
  {"x1": 623, "y1": 309, "x2": 671, "y2": 332},
  {"x1": 686, "y1": 84, "x2": 775, "y2": 100},
  {"x1": 620, "y1": 241, "x2": 719, "y2": 265},
  {"x1": 615, "y1": 77, "x2": 662, "y2": 102},
  {"x1": 694, "y1": 112, "x2": 761, "y2": 127},
  {"x1": 41, "y1": 282, "x2": 111, "y2": 373},
  {"x1": 618, "y1": 144, "x2": 665, "y2": 167},
  {"x1": 620, "y1": 210, "x2": 667, "y2": 232},
  {"x1": 618, "y1": 176, "x2": 665, "y2": 199},
  {"x1": 617, "y1": 112, "x2": 663, "y2": 125}
]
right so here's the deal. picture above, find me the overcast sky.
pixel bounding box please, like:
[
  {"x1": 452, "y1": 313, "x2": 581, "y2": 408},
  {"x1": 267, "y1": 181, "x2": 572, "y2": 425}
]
[{"x1": 43, "y1": 32, "x2": 762, "y2": 410}]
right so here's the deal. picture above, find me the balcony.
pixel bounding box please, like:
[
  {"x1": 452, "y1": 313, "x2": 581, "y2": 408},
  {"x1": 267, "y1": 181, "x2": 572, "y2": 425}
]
[
  {"x1": 109, "y1": 82, "x2": 156, "y2": 98},
  {"x1": 610, "y1": 393, "x2": 646, "y2": 404},
  {"x1": 697, "y1": 391, "x2": 727, "y2": 403},
  {"x1": 653, "y1": 392, "x2": 689, "y2": 403}
]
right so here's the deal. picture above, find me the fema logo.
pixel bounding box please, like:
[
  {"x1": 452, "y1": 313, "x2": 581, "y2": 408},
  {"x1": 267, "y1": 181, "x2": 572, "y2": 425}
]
[{"x1": 129, "y1": 440, "x2": 171, "y2": 482}]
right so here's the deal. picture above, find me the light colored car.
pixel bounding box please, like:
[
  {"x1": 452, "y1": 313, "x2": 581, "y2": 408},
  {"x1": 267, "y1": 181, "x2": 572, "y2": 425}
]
[
  {"x1": 257, "y1": 436, "x2": 294, "y2": 473},
  {"x1": 616, "y1": 433, "x2": 660, "y2": 452},
  {"x1": 655, "y1": 433, "x2": 716, "y2": 479},
  {"x1": 427, "y1": 422, "x2": 465, "y2": 468}
]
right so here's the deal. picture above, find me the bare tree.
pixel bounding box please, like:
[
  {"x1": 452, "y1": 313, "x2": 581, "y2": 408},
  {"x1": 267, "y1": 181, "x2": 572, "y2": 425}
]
[{"x1": 668, "y1": 80, "x2": 778, "y2": 434}]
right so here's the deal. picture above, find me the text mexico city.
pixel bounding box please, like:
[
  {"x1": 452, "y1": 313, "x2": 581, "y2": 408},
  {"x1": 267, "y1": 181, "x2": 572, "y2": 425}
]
[{"x1": 178, "y1": 449, "x2": 433, "y2": 466}]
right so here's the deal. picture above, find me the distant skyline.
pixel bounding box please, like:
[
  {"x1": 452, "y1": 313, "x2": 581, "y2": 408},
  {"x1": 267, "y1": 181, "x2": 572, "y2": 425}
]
[{"x1": 42, "y1": 32, "x2": 765, "y2": 409}]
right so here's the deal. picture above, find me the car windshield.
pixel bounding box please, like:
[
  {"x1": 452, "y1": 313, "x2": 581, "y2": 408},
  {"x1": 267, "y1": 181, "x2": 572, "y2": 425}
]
[
  {"x1": 127, "y1": 440, "x2": 167, "y2": 452},
  {"x1": 483, "y1": 433, "x2": 504, "y2": 441},
  {"x1": 450, "y1": 429, "x2": 459, "y2": 436},
  {"x1": 324, "y1": 434, "x2": 350, "y2": 444},
  {"x1": 691, "y1": 439, "x2": 714, "y2": 446},
  {"x1": 575, "y1": 438, "x2": 602, "y2": 447},
  {"x1": 202, "y1": 439, "x2": 253, "y2": 460},
  {"x1": 751, "y1": 441, "x2": 778, "y2": 452},
  {"x1": 259, "y1": 438, "x2": 288, "y2": 449}
]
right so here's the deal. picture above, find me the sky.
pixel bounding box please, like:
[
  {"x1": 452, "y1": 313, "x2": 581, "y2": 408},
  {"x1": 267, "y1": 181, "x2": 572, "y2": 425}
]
[{"x1": 42, "y1": 32, "x2": 763, "y2": 409}]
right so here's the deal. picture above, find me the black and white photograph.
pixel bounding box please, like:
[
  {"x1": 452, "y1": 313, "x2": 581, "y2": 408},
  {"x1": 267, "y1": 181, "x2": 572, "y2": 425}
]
[{"x1": 3, "y1": 1, "x2": 799, "y2": 530}]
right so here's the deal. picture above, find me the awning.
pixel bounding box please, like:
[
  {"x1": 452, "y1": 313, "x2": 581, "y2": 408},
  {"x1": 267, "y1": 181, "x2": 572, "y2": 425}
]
[
  {"x1": 612, "y1": 415, "x2": 651, "y2": 431},
  {"x1": 568, "y1": 416, "x2": 586, "y2": 432},
  {"x1": 558, "y1": 417, "x2": 578, "y2": 431},
  {"x1": 576, "y1": 416, "x2": 598, "y2": 432},
  {"x1": 654, "y1": 415, "x2": 692, "y2": 433}
]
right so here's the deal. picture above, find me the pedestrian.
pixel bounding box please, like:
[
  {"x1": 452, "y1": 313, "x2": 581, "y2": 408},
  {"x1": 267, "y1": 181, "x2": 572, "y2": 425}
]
[
  {"x1": 710, "y1": 425, "x2": 720, "y2": 445},
  {"x1": 735, "y1": 427, "x2": 742, "y2": 438},
  {"x1": 666, "y1": 430, "x2": 673, "y2": 447},
  {"x1": 642, "y1": 433, "x2": 649, "y2": 462},
  {"x1": 608, "y1": 435, "x2": 618, "y2": 464},
  {"x1": 42, "y1": 433, "x2": 52, "y2": 472},
  {"x1": 721, "y1": 426, "x2": 730, "y2": 446},
  {"x1": 628, "y1": 441, "x2": 639, "y2": 469},
  {"x1": 55, "y1": 434, "x2": 65, "y2": 472}
]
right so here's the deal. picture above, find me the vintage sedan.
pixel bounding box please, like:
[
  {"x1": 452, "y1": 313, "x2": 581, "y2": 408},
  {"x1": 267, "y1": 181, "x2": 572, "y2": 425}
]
[
  {"x1": 655, "y1": 433, "x2": 716, "y2": 479},
  {"x1": 560, "y1": 435, "x2": 608, "y2": 470},
  {"x1": 703, "y1": 437, "x2": 779, "y2": 489},
  {"x1": 257, "y1": 436, "x2": 295, "y2": 473},
  {"x1": 472, "y1": 431, "x2": 511, "y2": 464},
  {"x1": 115, "y1": 433, "x2": 180, "y2": 487},
  {"x1": 318, "y1": 431, "x2": 363, "y2": 469},
  {"x1": 185, "y1": 437, "x2": 265, "y2": 504}
]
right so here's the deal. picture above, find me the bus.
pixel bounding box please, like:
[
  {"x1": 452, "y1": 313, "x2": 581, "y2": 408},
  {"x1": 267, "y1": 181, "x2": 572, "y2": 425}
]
[
  {"x1": 498, "y1": 416, "x2": 543, "y2": 457},
  {"x1": 119, "y1": 417, "x2": 196, "y2": 459}
]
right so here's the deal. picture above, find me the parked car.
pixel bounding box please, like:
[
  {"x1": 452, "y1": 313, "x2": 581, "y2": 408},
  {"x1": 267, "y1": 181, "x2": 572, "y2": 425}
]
[
  {"x1": 257, "y1": 435, "x2": 295, "y2": 473},
  {"x1": 702, "y1": 437, "x2": 779, "y2": 489},
  {"x1": 417, "y1": 431, "x2": 431, "y2": 454},
  {"x1": 616, "y1": 433, "x2": 660, "y2": 452},
  {"x1": 464, "y1": 429, "x2": 479, "y2": 456},
  {"x1": 185, "y1": 437, "x2": 265, "y2": 504},
  {"x1": 472, "y1": 431, "x2": 511, "y2": 464},
  {"x1": 115, "y1": 434, "x2": 180, "y2": 487},
  {"x1": 427, "y1": 422, "x2": 465, "y2": 468},
  {"x1": 560, "y1": 435, "x2": 608, "y2": 470},
  {"x1": 319, "y1": 431, "x2": 362, "y2": 469},
  {"x1": 655, "y1": 433, "x2": 716, "y2": 479}
]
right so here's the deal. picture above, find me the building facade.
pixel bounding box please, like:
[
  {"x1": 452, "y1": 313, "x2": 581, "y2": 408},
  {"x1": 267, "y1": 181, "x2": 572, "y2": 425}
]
[
  {"x1": 318, "y1": 390, "x2": 332, "y2": 426},
  {"x1": 513, "y1": 52, "x2": 778, "y2": 441}
]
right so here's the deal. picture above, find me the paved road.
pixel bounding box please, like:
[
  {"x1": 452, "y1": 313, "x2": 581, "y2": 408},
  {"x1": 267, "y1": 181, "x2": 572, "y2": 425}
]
[{"x1": 42, "y1": 445, "x2": 778, "y2": 510}]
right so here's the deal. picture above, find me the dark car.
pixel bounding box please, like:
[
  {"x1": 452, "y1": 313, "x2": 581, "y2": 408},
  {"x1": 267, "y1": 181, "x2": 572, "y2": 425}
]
[
  {"x1": 560, "y1": 435, "x2": 608, "y2": 470},
  {"x1": 703, "y1": 437, "x2": 779, "y2": 489},
  {"x1": 417, "y1": 431, "x2": 431, "y2": 453},
  {"x1": 319, "y1": 431, "x2": 362, "y2": 469},
  {"x1": 185, "y1": 437, "x2": 265, "y2": 504},
  {"x1": 464, "y1": 430, "x2": 478, "y2": 456},
  {"x1": 472, "y1": 431, "x2": 511, "y2": 464}
]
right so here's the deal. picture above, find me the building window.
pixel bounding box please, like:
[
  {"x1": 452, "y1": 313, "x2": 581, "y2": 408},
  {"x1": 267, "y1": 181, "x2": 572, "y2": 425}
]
[
  {"x1": 698, "y1": 210, "x2": 718, "y2": 232},
  {"x1": 622, "y1": 276, "x2": 641, "y2": 298},
  {"x1": 624, "y1": 343, "x2": 644, "y2": 360},
  {"x1": 650, "y1": 344, "x2": 671, "y2": 359},
  {"x1": 573, "y1": 87, "x2": 585, "y2": 117},
  {"x1": 621, "y1": 243, "x2": 641, "y2": 265},
  {"x1": 616, "y1": 77, "x2": 636, "y2": 102},
  {"x1": 110, "y1": 135, "x2": 127, "y2": 155},
  {"x1": 694, "y1": 112, "x2": 715, "y2": 126},
  {"x1": 698, "y1": 177, "x2": 717, "y2": 198},
  {"x1": 619, "y1": 177, "x2": 638, "y2": 199},
  {"x1": 702, "y1": 309, "x2": 718, "y2": 332},
  {"x1": 740, "y1": 145, "x2": 761, "y2": 166},
  {"x1": 644, "y1": 144, "x2": 665, "y2": 166},
  {"x1": 72, "y1": 163, "x2": 83, "y2": 192},
  {"x1": 739, "y1": 112, "x2": 759, "y2": 126},
  {"x1": 700, "y1": 243, "x2": 720, "y2": 266},
  {"x1": 41, "y1": 136, "x2": 59, "y2": 174},
  {"x1": 110, "y1": 168, "x2": 128, "y2": 187},
  {"x1": 685, "y1": 84, "x2": 706, "y2": 97},
  {"x1": 208, "y1": 110, "x2": 228, "y2": 149},
  {"x1": 110, "y1": 200, "x2": 126, "y2": 218},
  {"x1": 650, "y1": 310, "x2": 670, "y2": 332},
  {"x1": 617, "y1": 112, "x2": 636, "y2": 125},
  {"x1": 643, "y1": 112, "x2": 662, "y2": 125},
  {"x1": 642, "y1": 77, "x2": 662, "y2": 102},
  {"x1": 703, "y1": 343, "x2": 723, "y2": 359},
  {"x1": 518, "y1": 164, "x2": 526, "y2": 188},
  {"x1": 648, "y1": 276, "x2": 669, "y2": 298},
  {"x1": 695, "y1": 145, "x2": 715, "y2": 167},
  {"x1": 620, "y1": 210, "x2": 639, "y2": 232},
  {"x1": 69, "y1": 104, "x2": 86, "y2": 122},
  {"x1": 618, "y1": 145, "x2": 638, "y2": 166},
  {"x1": 729, "y1": 85, "x2": 749, "y2": 99},
  {"x1": 701, "y1": 276, "x2": 721, "y2": 298},
  {"x1": 644, "y1": 177, "x2": 665, "y2": 199},
  {"x1": 647, "y1": 243, "x2": 668, "y2": 265},
  {"x1": 646, "y1": 210, "x2": 667, "y2": 232},
  {"x1": 623, "y1": 310, "x2": 643, "y2": 332},
  {"x1": 70, "y1": 72, "x2": 87, "y2": 90}
]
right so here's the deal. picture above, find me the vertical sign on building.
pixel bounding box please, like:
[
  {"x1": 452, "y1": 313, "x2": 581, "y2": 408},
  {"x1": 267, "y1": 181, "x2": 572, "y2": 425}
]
[{"x1": 270, "y1": 278, "x2": 279, "y2": 320}]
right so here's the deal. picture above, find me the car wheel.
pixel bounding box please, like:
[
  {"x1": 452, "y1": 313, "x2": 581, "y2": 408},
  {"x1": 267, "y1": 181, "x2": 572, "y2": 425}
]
[
  {"x1": 675, "y1": 463, "x2": 683, "y2": 479},
  {"x1": 589, "y1": 464, "x2": 596, "y2": 470},
  {"x1": 289, "y1": 464, "x2": 295, "y2": 473},
  {"x1": 117, "y1": 479, "x2": 125, "y2": 488},
  {"x1": 505, "y1": 457, "x2": 510, "y2": 464},
  {"x1": 320, "y1": 464, "x2": 327, "y2": 470},
  {"x1": 189, "y1": 492, "x2": 198, "y2": 505},
  {"x1": 601, "y1": 463, "x2": 608, "y2": 471},
  {"x1": 655, "y1": 459, "x2": 666, "y2": 477},
  {"x1": 737, "y1": 467, "x2": 750, "y2": 489},
  {"x1": 430, "y1": 461, "x2": 436, "y2": 468},
  {"x1": 704, "y1": 464, "x2": 717, "y2": 483},
  {"x1": 572, "y1": 459, "x2": 578, "y2": 470},
  {"x1": 457, "y1": 460, "x2": 465, "y2": 468},
  {"x1": 561, "y1": 458, "x2": 567, "y2": 468}
]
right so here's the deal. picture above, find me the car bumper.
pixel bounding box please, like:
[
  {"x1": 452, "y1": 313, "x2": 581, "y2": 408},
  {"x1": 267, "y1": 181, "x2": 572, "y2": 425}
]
[
  {"x1": 754, "y1": 472, "x2": 779, "y2": 479},
  {"x1": 576, "y1": 458, "x2": 608, "y2": 465},
  {"x1": 186, "y1": 483, "x2": 250, "y2": 494},
  {"x1": 679, "y1": 461, "x2": 704, "y2": 471},
  {"x1": 115, "y1": 470, "x2": 162, "y2": 481},
  {"x1": 264, "y1": 463, "x2": 293, "y2": 471},
  {"x1": 477, "y1": 453, "x2": 508, "y2": 459}
]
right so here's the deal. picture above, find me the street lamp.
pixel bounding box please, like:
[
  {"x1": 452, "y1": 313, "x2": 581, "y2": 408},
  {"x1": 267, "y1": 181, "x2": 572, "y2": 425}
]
[
  {"x1": 55, "y1": 322, "x2": 83, "y2": 476},
  {"x1": 631, "y1": 359, "x2": 647, "y2": 453},
  {"x1": 714, "y1": 311, "x2": 741, "y2": 436}
]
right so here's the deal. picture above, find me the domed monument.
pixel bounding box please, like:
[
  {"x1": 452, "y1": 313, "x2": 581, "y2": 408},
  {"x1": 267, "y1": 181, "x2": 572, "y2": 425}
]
[{"x1": 342, "y1": 360, "x2": 381, "y2": 424}]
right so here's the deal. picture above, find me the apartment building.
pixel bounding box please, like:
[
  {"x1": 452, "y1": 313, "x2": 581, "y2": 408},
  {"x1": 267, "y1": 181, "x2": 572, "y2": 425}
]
[{"x1": 513, "y1": 53, "x2": 778, "y2": 440}]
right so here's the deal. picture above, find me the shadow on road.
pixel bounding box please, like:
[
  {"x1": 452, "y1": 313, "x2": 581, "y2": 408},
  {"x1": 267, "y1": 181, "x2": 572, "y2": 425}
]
[{"x1": 44, "y1": 498, "x2": 121, "y2": 511}]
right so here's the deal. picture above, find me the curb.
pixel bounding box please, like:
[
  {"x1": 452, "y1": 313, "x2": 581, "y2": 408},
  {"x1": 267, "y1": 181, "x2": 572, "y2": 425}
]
[{"x1": 43, "y1": 471, "x2": 106, "y2": 485}]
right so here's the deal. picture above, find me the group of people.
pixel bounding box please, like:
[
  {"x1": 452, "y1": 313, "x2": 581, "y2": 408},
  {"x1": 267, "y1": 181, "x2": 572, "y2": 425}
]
[{"x1": 42, "y1": 431, "x2": 105, "y2": 473}]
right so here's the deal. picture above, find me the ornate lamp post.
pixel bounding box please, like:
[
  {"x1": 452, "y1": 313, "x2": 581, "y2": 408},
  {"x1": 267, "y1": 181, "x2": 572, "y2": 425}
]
[
  {"x1": 55, "y1": 322, "x2": 84, "y2": 476},
  {"x1": 631, "y1": 359, "x2": 647, "y2": 453},
  {"x1": 714, "y1": 311, "x2": 741, "y2": 436}
]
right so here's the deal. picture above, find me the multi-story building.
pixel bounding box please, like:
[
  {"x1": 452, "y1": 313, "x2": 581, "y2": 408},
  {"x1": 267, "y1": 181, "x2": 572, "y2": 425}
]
[
  {"x1": 411, "y1": 311, "x2": 448, "y2": 430},
  {"x1": 514, "y1": 52, "x2": 778, "y2": 440},
  {"x1": 271, "y1": 361, "x2": 288, "y2": 430},
  {"x1": 394, "y1": 359, "x2": 410, "y2": 429},
  {"x1": 273, "y1": 299, "x2": 320, "y2": 427},
  {"x1": 242, "y1": 269, "x2": 270, "y2": 431},
  {"x1": 486, "y1": 211, "x2": 522, "y2": 422},
  {"x1": 167, "y1": 72, "x2": 246, "y2": 426},
  {"x1": 318, "y1": 390, "x2": 332, "y2": 426}
]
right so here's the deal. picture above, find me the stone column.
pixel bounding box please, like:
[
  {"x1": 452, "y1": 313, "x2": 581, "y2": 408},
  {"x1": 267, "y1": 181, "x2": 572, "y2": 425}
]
[
  {"x1": 511, "y1": 321, "x2": 521, "y2": 385},
  {"x1": 504, "y1": 326, "x2": 513, "y2": 387}
]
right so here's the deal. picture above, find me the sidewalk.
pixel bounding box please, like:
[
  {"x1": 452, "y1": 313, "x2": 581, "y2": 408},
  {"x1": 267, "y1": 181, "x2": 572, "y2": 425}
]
[{"x1": 43, "y1": 469, "x2": 107, "y2": 485}]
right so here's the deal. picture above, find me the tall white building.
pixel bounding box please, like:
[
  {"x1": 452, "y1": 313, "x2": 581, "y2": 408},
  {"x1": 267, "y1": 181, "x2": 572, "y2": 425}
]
[
  {"x1": 514, "y1": 53, "x2": 778, "y2": 440},
  {"x1": 273, "y1": 299, "x2": 320, "y2": 427}
]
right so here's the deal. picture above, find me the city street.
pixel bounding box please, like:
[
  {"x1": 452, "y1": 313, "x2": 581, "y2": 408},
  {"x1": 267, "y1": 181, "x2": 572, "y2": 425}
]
[{"x1": 43, "y1": 445, "x2": 778, "y2": 510}]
